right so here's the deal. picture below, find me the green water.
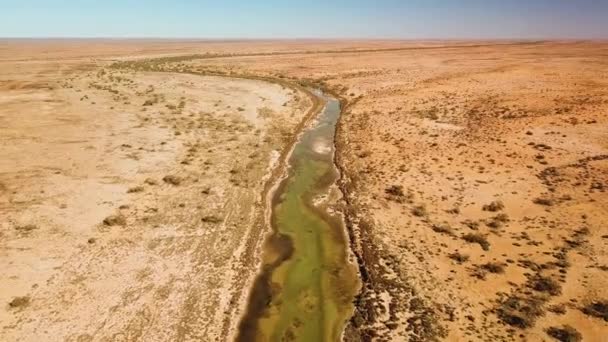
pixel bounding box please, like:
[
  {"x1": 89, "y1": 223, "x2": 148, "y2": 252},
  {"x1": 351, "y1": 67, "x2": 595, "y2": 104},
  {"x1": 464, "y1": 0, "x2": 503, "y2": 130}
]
[{"x1": 237, "y1": 96, "x2": 359, "y2": 341}]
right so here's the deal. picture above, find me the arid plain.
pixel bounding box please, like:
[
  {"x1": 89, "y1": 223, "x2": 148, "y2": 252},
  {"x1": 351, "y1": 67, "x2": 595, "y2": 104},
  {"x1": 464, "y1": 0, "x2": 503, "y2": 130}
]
[{"x1": 1, "y1": 40, "x2": 607, "y2": 341}]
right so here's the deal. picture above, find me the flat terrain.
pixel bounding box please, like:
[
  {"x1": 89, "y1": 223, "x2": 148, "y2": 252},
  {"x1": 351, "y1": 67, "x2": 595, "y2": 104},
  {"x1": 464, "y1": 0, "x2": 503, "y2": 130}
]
[
  {"x1": 0, "y1": 42, "x2": 313, "y2": 341},
  {"x1": 1, "y1": 40, "x2": 607, "y2": 341}
]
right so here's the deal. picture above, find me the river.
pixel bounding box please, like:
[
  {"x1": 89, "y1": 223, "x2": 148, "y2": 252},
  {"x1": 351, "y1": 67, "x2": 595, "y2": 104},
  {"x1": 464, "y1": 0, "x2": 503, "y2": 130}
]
[{"x1": 236, "y1": 92, "x2": 360, "y2": 341}]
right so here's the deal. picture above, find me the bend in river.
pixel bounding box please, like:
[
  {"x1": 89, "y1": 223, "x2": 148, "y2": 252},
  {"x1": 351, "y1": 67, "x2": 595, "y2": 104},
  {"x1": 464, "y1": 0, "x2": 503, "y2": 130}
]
[{"x1": 237, "y1": 92, "x2": 360, "y2": 341}]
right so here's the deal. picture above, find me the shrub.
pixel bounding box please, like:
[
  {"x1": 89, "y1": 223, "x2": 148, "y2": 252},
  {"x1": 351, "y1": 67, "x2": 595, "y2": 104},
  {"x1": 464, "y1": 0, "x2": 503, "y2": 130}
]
[
  {"x1": 163, "y1": 175, "x2": 182, "y2": 186},
  {"x1": 127, "y1": 186, "x2": 144, "y2": 193},
  {"x1": 385, "y1": 185, "x2": 404, "y2": 197},
  {"x1": 481, "y1": 262, "x2": 506, "y2": 274},
  {"x1": 483, "y1": 201, "x2": 505, "y2": 212},
  {"x1": 432, "y1": 224, "x2": 454, "y2": 236},
  {"x1": 411, "y1": 205, "x2": 428, "y2": 217},
  {"x1": 581, "y1": 300, "x2": 608, "y2": 321},
  {"x1": 201, "y1": 216, "x2": 222, "y2": 224},
  {"x1": 497, "y1": 295, "x2": 544, "y2": 329},
  {"x1": 533, "y1": 197, "x2": 554, "y2": 206},
  {"x1": 463, "y1": 233, "x2": 490, "y2": 251},
  {"x1": 448, "y1": 252, "x2": 469, "y2": 264},
  {"x1": 144, "y1": 178, "x2": 158, "y2": 185},
  {"x1": 546, "y1": 325, "x2": 582, "y2": 342},
  {"x1": 8, "y1": 296, "x2": 30, "y2": 309},
  {"x1": 530, "y1": 276, "x2": 562, "y2": 296},
  {"x1": 103, "y1": 215, "x2": 126, "y2": 226},
  {"x1": 15, "y1": 224, "x2": 38, "y2": 232}
]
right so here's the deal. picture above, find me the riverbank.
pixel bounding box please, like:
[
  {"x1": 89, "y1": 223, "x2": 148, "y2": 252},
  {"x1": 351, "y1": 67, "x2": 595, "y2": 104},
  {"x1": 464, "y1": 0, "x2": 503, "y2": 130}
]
[{"x1": 237, "y1": 93, "x2": 360, "y2": 341}]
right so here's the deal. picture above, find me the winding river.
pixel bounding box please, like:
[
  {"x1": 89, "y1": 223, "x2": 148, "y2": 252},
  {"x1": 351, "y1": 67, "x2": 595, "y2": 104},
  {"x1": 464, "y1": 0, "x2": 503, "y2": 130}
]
[{"x1": 237, "y1": 92, "x2": 360, "y2": 341}]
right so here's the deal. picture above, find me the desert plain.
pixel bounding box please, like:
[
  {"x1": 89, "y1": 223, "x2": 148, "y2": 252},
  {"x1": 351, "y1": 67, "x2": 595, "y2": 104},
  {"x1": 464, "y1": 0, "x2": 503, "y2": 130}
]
[{"x1": 1, "y1": 40, "x2": 607, "y2": 341}]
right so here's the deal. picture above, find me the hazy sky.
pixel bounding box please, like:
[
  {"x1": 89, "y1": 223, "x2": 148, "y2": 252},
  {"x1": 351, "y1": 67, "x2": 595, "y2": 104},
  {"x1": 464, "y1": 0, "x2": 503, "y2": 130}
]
[{"x1": 1, "y1": 0, "x2": 607, "y2": 39}]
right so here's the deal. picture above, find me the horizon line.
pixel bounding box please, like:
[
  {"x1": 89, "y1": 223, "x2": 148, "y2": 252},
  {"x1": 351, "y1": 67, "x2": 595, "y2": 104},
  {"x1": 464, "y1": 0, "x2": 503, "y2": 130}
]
[{"x1": 1, "y1": 37, "x2": 607, "y2": 42}]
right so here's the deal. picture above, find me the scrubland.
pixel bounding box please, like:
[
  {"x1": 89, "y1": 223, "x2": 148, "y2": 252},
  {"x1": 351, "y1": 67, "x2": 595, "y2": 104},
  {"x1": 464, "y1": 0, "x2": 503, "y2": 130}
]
[{"x1": 1, "y1": 40, "x2": 607, "y2": 341}]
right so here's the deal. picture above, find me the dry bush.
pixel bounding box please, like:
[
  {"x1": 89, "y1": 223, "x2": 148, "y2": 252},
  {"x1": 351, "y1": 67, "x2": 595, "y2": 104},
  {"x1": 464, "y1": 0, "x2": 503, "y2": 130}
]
[
  {"x1": 411, "y1": 205, "x2": 428, "y2": 217},
  {"x1": 432, "y1": 224, "x2": 454, "y2": 236},
  {"x1": 163, "y1": 175, "x2": 182, "y2": 186},
  {"x1": 481, "y1": 262, "x2": 506, "y2": 274},
  {"x1": 144, "y1": 178, "x2": 158, "y2": 185},
  {"x1": 581, "y1": 300, "x2": 608, "y2": 321},
  {"x1": 448, "y1": 252, "x2": 469, "y2": 264},
  {"x1": 385, "y1": 185, "x2": 404, "y2": 197},
  {"x1": 15, "y1": 224, "x2": 38, "y2": 232},
  {"x1": 546, "y1": 325, "x2": 582, "y2": 342},
  {"x1": 127, "y1": 186, "x2": 144, "y2": 193},
  {"x1": 482, "y1": 200, "x2": 505, "y2": 212},
  {"x1": 497, "y1": 295, "x2": 544, "y2": 329},
  {"x1": 201, "y1": 215, "x2": 222, "y2": 224},
  {"x1": 8, "y1": 296, "x2": 30, "y2": 309},
  {"x1": 103, "y1": 215, "x2": 126, "y2": 226},
  {"x1": 533, "y1": 197, "x2": 554, "y2": 206},
  {"x1": 530, "y1": 276, "x2": 562, "y2": 296},
  {"x1": 462, "y1": 233, "x2": 490, "y2": 251}
]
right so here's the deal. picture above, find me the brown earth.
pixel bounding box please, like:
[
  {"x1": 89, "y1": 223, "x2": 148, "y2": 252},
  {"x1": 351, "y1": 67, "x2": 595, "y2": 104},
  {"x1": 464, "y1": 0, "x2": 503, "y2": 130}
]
[
  {"x1": 0, "y1": 42, "x2": 314, "y2": 341},
  {"x1": 1, "y1": 40, "x2": 607, "y2": 341}
]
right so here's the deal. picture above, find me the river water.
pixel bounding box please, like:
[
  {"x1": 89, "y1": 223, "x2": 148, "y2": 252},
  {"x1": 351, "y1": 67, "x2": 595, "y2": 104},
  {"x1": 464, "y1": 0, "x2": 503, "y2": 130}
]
[{"x1": 237, "y1": 93, "x2": 360, "y2": 341}]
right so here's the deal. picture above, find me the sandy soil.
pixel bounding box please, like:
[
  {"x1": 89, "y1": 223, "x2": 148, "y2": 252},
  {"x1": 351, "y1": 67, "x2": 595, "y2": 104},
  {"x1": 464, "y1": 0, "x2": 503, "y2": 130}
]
[
  {"x1": 169, "y1": 41, "x2": 608, "y2": 341},
  {"x1": 0, "y1": 46, "x2": 312, "y2": 341},
  {"x1": 1, "y1": 40, "x2": 607, "y2": 342}
]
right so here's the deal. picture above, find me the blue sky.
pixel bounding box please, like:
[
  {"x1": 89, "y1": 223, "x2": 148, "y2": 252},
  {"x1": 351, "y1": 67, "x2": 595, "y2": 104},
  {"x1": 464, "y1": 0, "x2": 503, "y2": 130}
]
[{"x1": 1, "y1": 0, "x2": 607, "y2": 39}]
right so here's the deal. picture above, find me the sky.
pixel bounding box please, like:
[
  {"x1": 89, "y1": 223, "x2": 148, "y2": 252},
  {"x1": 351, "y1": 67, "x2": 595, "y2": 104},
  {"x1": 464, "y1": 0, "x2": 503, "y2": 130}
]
[{"x1": 1, "y1": 0, "x2": 607, "y2": 39}]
